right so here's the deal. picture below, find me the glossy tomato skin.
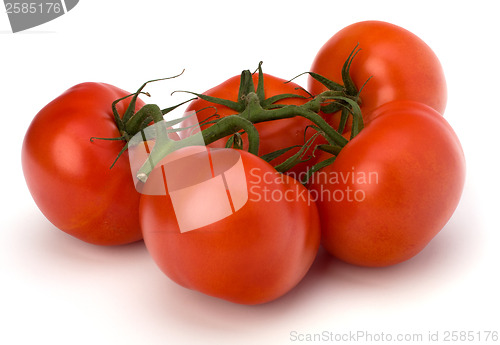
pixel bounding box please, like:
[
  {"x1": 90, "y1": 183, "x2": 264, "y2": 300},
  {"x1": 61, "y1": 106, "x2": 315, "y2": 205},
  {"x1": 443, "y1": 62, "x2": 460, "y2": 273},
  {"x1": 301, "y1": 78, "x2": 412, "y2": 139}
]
[
  {"x1": 308, "y1": 101, "x2": 465, "y2": 267},
  {"x1": 183, "y1": 73, "x2": 319, "y2": 175},
  {"x1": 140, "y1": 147, "x2": 320, "y2": 304},
  {"x1": 22, "y1": 83, "x2": 145, "y2": 245},
  {"x1": 308, "y1": 21, "x2": 447, "y2": 126}
]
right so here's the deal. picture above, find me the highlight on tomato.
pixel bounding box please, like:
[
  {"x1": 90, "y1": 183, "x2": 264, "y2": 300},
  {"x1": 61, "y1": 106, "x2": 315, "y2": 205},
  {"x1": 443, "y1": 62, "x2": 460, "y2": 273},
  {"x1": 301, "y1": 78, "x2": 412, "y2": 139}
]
[
  {"x1": 308, "y1": 101, "x2": 465, "y2": 267},
  {"x1": 139, "y1": 146, "x2": 321, "y2": 304}
]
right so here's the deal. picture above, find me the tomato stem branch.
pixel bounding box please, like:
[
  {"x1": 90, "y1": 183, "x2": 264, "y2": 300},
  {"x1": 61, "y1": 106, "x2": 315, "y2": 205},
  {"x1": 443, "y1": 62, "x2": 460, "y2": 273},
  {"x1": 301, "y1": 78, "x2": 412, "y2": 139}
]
[
  {"x1": 239, "y1": 92, "x2": 350, "y2": 147},
  {"x1": 129, "y1": 61, "x2": 365, "y2": 181},
  {"x1": 136, "y1": 115, "x2": 259, "y2": 182}
]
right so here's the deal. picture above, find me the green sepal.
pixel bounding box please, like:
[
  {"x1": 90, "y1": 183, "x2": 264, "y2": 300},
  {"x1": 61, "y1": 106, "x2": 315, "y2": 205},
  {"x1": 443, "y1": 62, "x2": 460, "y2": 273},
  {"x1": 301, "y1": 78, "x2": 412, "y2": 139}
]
[
  {"x1": 330, "y1": 95, "x2": 364, "y2": 139},
  {"x1": 109, "y1": 141, "x2": 130, "y2": 169},
  {"x1": 175, "y1": 91, "x2": 244, "y2": 113},
  {"x1": 89, "y1": 135, "x2": 127, "y2": 143},
  {"x1": 274, "y1": 132, "x2": 322, "y2": 173},
  {"x1": 239, "y1": 69, "x2": 257, "y2": 104},
  {"x1": 317, "y1": 144, "x2": 342, "y2": 156},
  {"x1": 342, "y1": 43, "x2": 360, "y2": 96},
  {"x1": 320, "y1": 101, "x2": 344, "y2": 114},
  {"x1": 337, "y1": 107, "x2": 349, "y2": 134},
  {"x1": 255, "y1": 62, "x2": 266, "y2": 102},
  {"x1": 300, "y1": 155, "x2": 336, "y2": 185},
  {"x1": 261, "y1": 93, "x2": 308, "y2": 109},
  {"x1": 161, "y1": 97, "x2": 196, "y2": 116},
  {"x1": 260, "y1": 145, "x2": 302, "y2": 163},
  {"x1": 302, "y1": 72, "x2": 344, "y2": 92},
  {"x1": 121, "y1": 73, "x2": 184, "y2": 124}
]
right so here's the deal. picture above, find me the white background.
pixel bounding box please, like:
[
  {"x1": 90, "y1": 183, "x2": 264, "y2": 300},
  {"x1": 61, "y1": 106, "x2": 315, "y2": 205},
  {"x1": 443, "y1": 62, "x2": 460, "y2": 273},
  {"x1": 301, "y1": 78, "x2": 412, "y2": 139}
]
[{"x1": 2, "y1": 1, "x2": 499, "y2": 344}]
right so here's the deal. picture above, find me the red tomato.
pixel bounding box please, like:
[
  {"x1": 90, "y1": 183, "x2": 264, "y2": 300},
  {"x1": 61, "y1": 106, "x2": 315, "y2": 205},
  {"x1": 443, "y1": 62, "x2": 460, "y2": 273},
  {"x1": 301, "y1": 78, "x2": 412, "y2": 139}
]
[
  {"x1": 308, "y1": 21, "x2": 447, "y2": 129},
  {"x1": 308, "y1": 101, "x2": 465, "y2": 267},
  {"x1": 183, "y1": 73, "x2": 320, "y2": 175},
  {"x1": 140, "y1": 147, "x2": 320, "y2": 304},
  {"x1": 22, "y1": 83, "x2": 145, "y2": 245}
]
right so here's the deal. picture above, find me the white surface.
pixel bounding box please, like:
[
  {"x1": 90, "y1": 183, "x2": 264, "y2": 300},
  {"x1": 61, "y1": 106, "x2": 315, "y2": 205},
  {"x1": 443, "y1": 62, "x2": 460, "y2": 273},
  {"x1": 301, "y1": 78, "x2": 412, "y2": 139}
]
[{"x1": 2, "y1": 1, "x2": 499, "y2": 344}]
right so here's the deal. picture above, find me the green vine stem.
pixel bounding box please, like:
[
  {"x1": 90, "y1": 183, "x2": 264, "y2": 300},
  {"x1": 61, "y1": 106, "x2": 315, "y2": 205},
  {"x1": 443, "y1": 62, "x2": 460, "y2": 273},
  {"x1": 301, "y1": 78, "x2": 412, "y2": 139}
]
[
  {"x1": 134, "y1": 89, "x2": 362, "y2": 182},
  {"x1": 239, "y1": 91, "x2": 350, "y2": 148},
  {"x1": 106, "y1": 56, "x2": 366, "y2": 183},
  {"x1": 135, "y1": 114, "x2": 260, "y2": 182}
]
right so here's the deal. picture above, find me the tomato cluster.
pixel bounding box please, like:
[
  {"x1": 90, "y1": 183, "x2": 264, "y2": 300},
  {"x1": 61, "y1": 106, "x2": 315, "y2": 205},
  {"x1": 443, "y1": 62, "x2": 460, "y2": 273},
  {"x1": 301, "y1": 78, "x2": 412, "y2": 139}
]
[{"x1": 22, "y1": 21, "x2": 465, "y2": 304}]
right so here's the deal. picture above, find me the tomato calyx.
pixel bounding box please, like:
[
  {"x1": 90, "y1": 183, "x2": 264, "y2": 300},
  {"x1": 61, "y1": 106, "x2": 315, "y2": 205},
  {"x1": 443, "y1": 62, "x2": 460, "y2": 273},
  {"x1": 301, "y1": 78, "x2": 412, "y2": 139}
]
[
  {"x1": 117, "y1": 74, "x2": 192, "y2": 139},
  {"x1": 171, "y1": 62, "x2": 359, "y2": 163},
  {"x1": 174, "y1": 62, "x2": 311, "y2": 115},
  {"x1": 306, "y1": 44, "x2": 372, "y2": 133},
  {"x1": 272, "y1": 131, "x2": 324, "y2": 173},
  {"x1": 91, "y1": 73, "x2": 198, "y2": 168}
]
